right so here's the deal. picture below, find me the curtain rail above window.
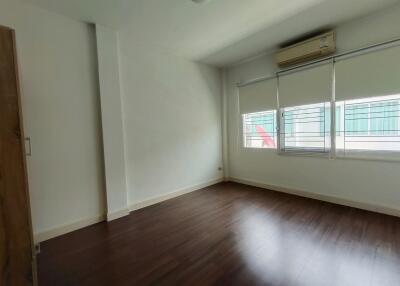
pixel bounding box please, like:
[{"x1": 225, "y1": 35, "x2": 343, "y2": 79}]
[{"x1": 236, "y1": 36, "x2": 400, "y2": 88}]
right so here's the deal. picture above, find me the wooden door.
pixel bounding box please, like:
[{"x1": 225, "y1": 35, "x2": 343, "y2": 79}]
[{"x1": 0, "y1": 26, "x2": 35, "y2": 285}]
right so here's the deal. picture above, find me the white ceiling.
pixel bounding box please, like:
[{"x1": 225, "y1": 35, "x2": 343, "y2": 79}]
[{"x1": 22, "y1": 0, "x2": 400, "y2": 67}]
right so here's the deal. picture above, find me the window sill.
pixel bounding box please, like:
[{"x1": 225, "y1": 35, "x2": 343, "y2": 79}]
[
  {"x1": 336, "y1": 150, "x2": 400, "y2": 163},
  {"x1": 278, "y1": 150, "x2": 330, "y2": 158}
]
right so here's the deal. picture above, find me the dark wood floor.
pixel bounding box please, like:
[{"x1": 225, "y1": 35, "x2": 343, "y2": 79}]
[{"x1": 38, "y1": 182, "x2": 400, "y2": 286}]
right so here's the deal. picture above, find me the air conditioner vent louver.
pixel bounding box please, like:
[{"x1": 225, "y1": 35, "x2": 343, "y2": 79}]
[{"x1": 276, "y1": 31, "x2": 336, "y2": 67}]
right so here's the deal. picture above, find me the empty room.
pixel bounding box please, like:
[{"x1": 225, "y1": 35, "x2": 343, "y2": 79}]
[{"x1": 2, "y1": 0, "x2": 400, "y2": 285}]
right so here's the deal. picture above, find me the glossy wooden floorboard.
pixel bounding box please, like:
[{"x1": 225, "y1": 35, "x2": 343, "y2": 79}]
[{"x1": 38, "y1": 182, "x2": 400, "y2": 286}]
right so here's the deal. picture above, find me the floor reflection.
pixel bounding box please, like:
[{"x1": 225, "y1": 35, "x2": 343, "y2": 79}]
[{"x1": 234, "y1": 204, "x2": 400, "y2": 286}]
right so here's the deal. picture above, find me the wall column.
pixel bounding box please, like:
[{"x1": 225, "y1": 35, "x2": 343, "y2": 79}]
[{"x1": 95, "y1": 24, "x2": 129, "y2": 221}]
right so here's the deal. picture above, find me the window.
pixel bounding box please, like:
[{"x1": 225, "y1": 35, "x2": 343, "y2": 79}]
[
  {"x1": 335, "y1": 44, "x2": 400, "y2": 159},
  {"x1": 279, "y1": 63, "x2": 333, "y2": 155},
  {"x1": 238, "y1": 44, "x2": 400, "y2": 160},
  {"x1": 238, "y1": 77, "x2": 278, "y2": 149},
  {"x1": 243, "y1": 110, "x2": 277, "y2": 149},
  {"x1": 336, "y1": 95, "x2": 400, "y2": 152},
  {"x1": 281, "y1": 102, "x2": 331, "y2": 152}
]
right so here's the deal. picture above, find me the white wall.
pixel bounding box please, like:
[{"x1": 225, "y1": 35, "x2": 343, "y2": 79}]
[
  {"x1": 0, "y1": 0, "x2": 105, "y2": 238},
  {"x1": 0, "y1": 0, "x2": 223, "y2": 240},
  {"x1": 95, "y1": 25, "x2": 129, "y2": 221},
  {"x1": 118, "y1": 28, "x2": 223, "y2": 204},
  {"x1": 225, "y1": 3, "x2": 400, "y2": 212}
]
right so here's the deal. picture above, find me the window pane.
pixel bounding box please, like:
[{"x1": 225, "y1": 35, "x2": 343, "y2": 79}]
[
  {"x1": 319, "y1": 107, "x2": 328, "y2": 137},
  {"x1": 285, "y1": 111, "x2": 294, "y2": 136},
  {"x1": 336, "y1": 95, "x2": 400, "y2": 152},
  {"x1": 243, "y1": 110, "x2": 277, "y2": 149},
  {"x1": 282, "y1": 102, "x2": 330, "y2": 152},
  {"x1": 370, "y1": 101, "x2": 399, "y2": 136},
  {"x1": 345, "y1": 103, "x2": 369, "y2": 136}
]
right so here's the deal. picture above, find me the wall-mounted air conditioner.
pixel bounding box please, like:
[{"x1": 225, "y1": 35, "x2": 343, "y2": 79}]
[{"x1": 276, "y1": 31, "x2": 336, "y2": 67}]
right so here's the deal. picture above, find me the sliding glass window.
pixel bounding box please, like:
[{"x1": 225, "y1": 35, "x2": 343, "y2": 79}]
[
  {"x1": 335, "y1": 95, "x2": 400, "y2": 154},
  {"x1": 282, "y1": 102, "x2": 330, "y2": 152}
]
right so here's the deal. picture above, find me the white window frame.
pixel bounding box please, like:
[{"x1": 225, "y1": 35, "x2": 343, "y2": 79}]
[{"x1": 278, "y1": 102, "x2": 332, "y2": 156}]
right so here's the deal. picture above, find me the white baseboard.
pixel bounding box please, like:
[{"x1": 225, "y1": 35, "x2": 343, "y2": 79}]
[
  {"x1": 33, "y1": 177, "x2": 398, "y2": 243},
  {"x1": 130, "y1": 177, "x2": 224, "y2": 211},
  {"x1": 229, "y1": 177, "x2": 400, "y2": 218},
  {"x1": 107, "y1": 208, "x2": 130, "y2": 222},
  {"x1": 34, "y1": 177, "x2": 224, "y2": 243},
  {"x1": 34, "y1": 214, "x2": 106, "y2": 243}
]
